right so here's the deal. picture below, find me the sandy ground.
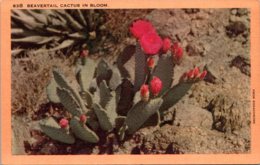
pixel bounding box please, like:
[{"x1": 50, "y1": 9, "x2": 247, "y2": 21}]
[{"x1": 11, "y1": 9, "x2": 250, "y2": 154}]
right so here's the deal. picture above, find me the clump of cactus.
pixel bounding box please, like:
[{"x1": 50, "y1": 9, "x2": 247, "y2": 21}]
[
  {"x1": 40, "y1": 19, "x2": 207, "y2": 144},
  {"x1": 11, "y1": 9, "x2": 108, "y2": 56}
]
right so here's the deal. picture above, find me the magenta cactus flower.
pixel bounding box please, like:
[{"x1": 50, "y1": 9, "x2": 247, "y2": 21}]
[
  {"x1": 171, "y1": 42, "x2": 183, "y2": 62},
  {"x1": 193, "y1": 67, "x2": 200, "y2": 78},
  {"x1": 199, "y1": 70, "x2": 207, "y2": 80},
  {"x1": 150, "y1": 76, "x2": 163, "y2": 96},
  {"x1": 140, "y1": 31, "x2": 163, "y2": 55},
  {"x1": 162, "y1": 37, "x2": 172, "y2": 53},
  {"x1": 147, "y1": 57, "x2": 155, "y2": 69},
  {"x1": 130, "y1": 19, "x2": 156, "y2": 39},
  {"x1": 59, "y1": 118, "x2": 69, "y2": 129},
  {"x1": 80, "y1": 114, "x2": 87, "y2": 123},
  {"x1": 140, "y1": 84, "x2": 150, "y2": 102}
]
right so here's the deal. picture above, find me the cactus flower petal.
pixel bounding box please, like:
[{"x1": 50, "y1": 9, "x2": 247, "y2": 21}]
[
  {"x1": 80, "y1": 114, "x2": 87, "y2": 123},
  {"x1": 140, "y1": 31, "x2": 163, "y2": 55},
  {"x1": 130, "y1": 19, "x2": 156, "y2": 39},
  {"x1": 187, "y1": 69, "x2": 194, "y2": 79},
  {"x1": 193, "y1": 67, "x2": 200, "y2": 78},
  {"x1": 150, "y1": 76, "x2": 163, "y2": 96},
  {"x1": 199, "y1": 70, "x2": 207, "y2": 80},
  {"x1": 172, "y1": 42, "x2": 183, "y2": 62},
  {"x1": 59, "y1": 118, "x2": 69, "y2": 129},
  {"x1": 140, "y1": 84, "x2": 150, "y2": 101},
  {"x1": 162, "y1": 37, "x2": 172, "y2": 53},
  {"x1": 147, "y1": 57, "x2": 155, "y2": 69}
]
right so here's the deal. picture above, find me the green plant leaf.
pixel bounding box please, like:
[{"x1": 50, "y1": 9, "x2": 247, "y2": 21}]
[
  {"x1": 160, "y1": 82, "x2": 193, "y2": 113},
  {"x1": 96, "y1": 59, "x2": 112, "y2": 86},
  {"x1": 126, "y1": 98, "x2": 163, "y2": 134},
  {"x1": 46, "y1": 78, "x2": 60, "y2": 103},
  {"x1": 134, "y1": 43, "x2": 146, "y2": 92},
  {"x1": 57, "y1": 88, "x2": 82, "y2": 116},
  {"x1": 70, "y1": 117, "x2": 99, "y2": 143},
  {"x1": 153, "y1": 54, "x2": 174, "y2": 95},
  {"x1": 78, "y1": 57, "x2": 96, "y2": 92},
  {"x1": 109, "y1": 66, "x2": 122, "y2": 91},
  {"x1": 40, "y1": 117, "x2": 75, "y2": 144},
  {"x1": 99, "y1": 80, "x2": 112, "y2": 108},
  {"x1": 92, "y1": 103, "x2": 114, "y2": 131},
  {"x1": 52, "y1": 68, "x2": 86, "y2": 113}
]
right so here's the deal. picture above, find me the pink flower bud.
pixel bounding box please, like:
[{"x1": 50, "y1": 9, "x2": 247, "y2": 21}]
[
  {"x1": 59, "y1": 118, "x2": 69, "y2": 129},
  {"x1": 80, "y1": 114, "x2": 87, "y2": 123},
  {"x1": 187, "y1": 69, "x2": 194, "y2": 79},
  {"x1": 193, "y1": 67, "x2": 200, "y2": 78},
  {"x1": 130, "y1": 19, "x2": 156, "y2": 39},
  {"x1": 171, "y1": 42, "x2": 183, "y2": 62},
  {"x1": 150, "y1": 76, "x2": 163, "y2": 96},
  {"x1": 199, "y1": 70, "x2": 207, "y2": 80},
  {"x1": 139, "y1": 31, "x2": 163, "y2": 55},
  {"x1": 162, "y1": 38, "x2": 171, "y2": 53},
  {"x1": 140, "y1": 84, "x2": 150, "y2": 101},
  {"x1": 147, "y1": 57, "x2": 155, "y2": 69},
  {"x1": 80, "y1": 50, "x2": 89, "y2": 57}
]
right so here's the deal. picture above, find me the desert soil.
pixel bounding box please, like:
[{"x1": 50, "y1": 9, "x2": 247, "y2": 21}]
[{"x1": 11, "y1": 9, "x2": 250, "y2": 154}]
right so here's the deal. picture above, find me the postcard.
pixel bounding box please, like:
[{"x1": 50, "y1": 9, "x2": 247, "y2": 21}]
[{"x1": 1, "y1": 0, "x2": 260, "y2": 164}]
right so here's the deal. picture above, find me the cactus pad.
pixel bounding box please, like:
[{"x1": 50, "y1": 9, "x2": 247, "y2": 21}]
[
  {"x1": 78, "y1": 57, "x2": 96, "y2": 92},
  {"x1": 46, "y1": 78, "x2": 60, "y2": 103},
  {"x1": 160, "y1": 82, "x2": 193, "y2": 112},
  {"x1": 52, "y1": 68, "x2": 87, "y2": 112},
  {"x1": 70, "y1": 117, "x2": 99, "y2": 143},
  {"x1": 57, "y1": 88, "x2": 82, "y2": 116},
  {"x1": 92, "y1": 103, "x2": 115, "y2": 131},
  {"x1": 40, "y1": 117, "x2": 75, "y2": 144},
  {"x1": 126, "y1": 98, "x2": 163, "y2": 134},
  {"x1": 153, "y1": 54, "x2": 174, "y2": 95}
]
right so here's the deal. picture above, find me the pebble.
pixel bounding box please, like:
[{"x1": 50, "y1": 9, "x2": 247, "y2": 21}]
[{"x1": 237, "y1": 139, "x2": 244, "y2": 147}]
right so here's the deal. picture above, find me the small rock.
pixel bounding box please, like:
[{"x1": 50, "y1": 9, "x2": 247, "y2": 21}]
[
  {"x1": 173, "y1": 104, "x2": 213, "y2": 129},
  {"x1": 207, "y1": 94, "x2": 244, "y2": 133},
  {"x1": 237, "y1": 139, "x2": 244, "y2": 147}
]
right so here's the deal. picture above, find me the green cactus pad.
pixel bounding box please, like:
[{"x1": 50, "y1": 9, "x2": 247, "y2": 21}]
[
  {"x1": 99, "y1": 80, "x2": 112, "y2": 108},
  {"x1": 52, "y1": 68, "x2": 87, "y2": 112},
  {"x1": 160, "y1": 82, "x2": 193, "y2": 113},
  {"x1": 142, "y1": 111, "x2": 160, "y2": 127},
  {"x1": 133, "y1": 91, "x2": 141, "y2": 105},
  {"x1": 109, "y1": 66, "x2": 122, "y2": 91},
  {"x1": 46, "y1": 78, "x2": 60, "y2": 103},
  {"x1": 78, "y1": 57, "x2": 96, "y2": 92},
  {"x1": 153, "y1": 54, "x2": 174, "y2": 95},
  {"x1": 134, "y1": 43, "x2": 146, "y2": 92},
  {"x1": 92, "y1": 103, "x2": 115, "y2": 131},
  {"x1": 57, "y1": 88, "x2": 82, "y2": 116},
  {"x1": 70, "y1": 117, "x2": 99, "y2": 143},
  {"x1": 126, "y1": 98, "x2": 163, "y2": 134},
  {"x1": 96, "y1": 59, "x2": 112, "y2": 85},
  {"x1": 40, "y1": 117, "x2": 75, "y2": 144},
  {"x1": 80, "y1": 90, "x2": 93, "y2": 108}
]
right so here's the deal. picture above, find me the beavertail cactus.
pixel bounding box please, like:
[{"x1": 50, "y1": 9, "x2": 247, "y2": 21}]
[{"x1": 40, "y1": 19, "x2": 207, "y2": 144}]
